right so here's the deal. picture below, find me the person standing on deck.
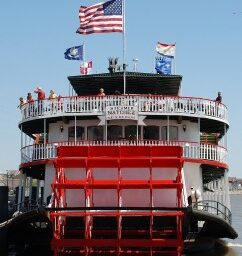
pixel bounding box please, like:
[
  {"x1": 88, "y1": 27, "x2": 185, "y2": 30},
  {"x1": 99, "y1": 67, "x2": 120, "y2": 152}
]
[
  {"x1": 34, "y1": 86, "x2": 46, "y2": 114},
  {"x1": 48, "y1": 89, "x2": 58, "y2": 112},
  {"x1": 215, "y1": 92, "x2": 222, "y2": 117},
  {"x1": 18, "y1": 97, "x2": 26, "y2": 109},
  {"x1": 215, "y1": 92, "x2": 222, "y2": 103},
  {"x1": 98, "y1": 88, "x2": 105, "y2": 96},
  {"x1": 190, "y1": 186, "x2": 203, "y2": 209},
  {"x1": 27, "y1": 92, "x2": 34, "y2": 116}
]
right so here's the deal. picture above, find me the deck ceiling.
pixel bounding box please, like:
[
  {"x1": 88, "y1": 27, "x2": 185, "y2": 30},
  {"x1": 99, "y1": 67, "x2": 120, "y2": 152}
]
[
  {"x1": 68, "y1": 72, "x2": 182, "y2": 96},
  {"x1": 201, "y1": 164, "x2": 226, "y2": 183},
  {"x1": 19, "y1": 116, "x2": 228, "y2": 136}
]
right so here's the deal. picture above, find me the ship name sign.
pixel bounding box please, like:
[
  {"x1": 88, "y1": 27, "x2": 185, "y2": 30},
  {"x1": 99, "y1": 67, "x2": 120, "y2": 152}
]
[{"x1": 106, "y1": 105, "x2": 138, "y2": 120}]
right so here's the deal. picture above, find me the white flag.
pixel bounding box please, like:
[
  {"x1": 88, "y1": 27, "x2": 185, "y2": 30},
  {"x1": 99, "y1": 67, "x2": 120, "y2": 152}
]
[
  {"x1": 80, "y1": 61, "x2": 93, "y2": 75},
  {"x1": 156, "y1": 42, "x2": 176, "y2": 57}
]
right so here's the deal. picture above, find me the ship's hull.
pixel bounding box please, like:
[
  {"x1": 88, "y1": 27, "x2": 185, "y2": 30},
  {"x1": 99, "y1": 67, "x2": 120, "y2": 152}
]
[{"x1": 0, "y1": 205, "x2": 237, "y2": 256}]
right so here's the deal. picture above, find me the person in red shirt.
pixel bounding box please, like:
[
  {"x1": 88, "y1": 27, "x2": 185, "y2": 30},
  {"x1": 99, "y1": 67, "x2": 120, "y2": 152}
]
[
  {"x1": 27, "y1": 92, "x2": 34, "y2": 116},
  {"x1": 98, "y1": 88, "x2": 105, "y2": 96},
  {"x1": 34, "y1": 86, "x2": 46, "y2": 114},
  {"x1": 34, "y1": 86, "x2": 45, "y2": 100},
  {"x1": 27, "y1": 92, "x2": 34, "y2": 104}
]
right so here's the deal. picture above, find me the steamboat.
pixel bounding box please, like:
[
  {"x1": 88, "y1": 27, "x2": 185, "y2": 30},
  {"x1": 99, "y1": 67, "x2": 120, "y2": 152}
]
[{"x1": 0, "y1": 64, "x2": 238, "y2": 255}]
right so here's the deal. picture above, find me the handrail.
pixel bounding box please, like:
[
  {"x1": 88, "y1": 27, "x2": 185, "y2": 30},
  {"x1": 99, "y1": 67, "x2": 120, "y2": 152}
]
[
  {"x1": 20, "y1": 140, "x2": 227, "y2": 164},
  {"x1": 9, "y1": 200, "x2": 47, "y2": 215},
  {"x1": 191, "y1": 200, "x2": 232, "y2": 224},
  {"x1": 19, "y1": 95, "x2": 228, "y2": 123}
]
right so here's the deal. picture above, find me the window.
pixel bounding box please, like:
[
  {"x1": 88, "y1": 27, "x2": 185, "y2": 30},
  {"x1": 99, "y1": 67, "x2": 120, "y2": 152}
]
[
  {"x1": 161, "y1": 126, "x2": 178, "y2": 140},
  {"x1": 107, "y1": 126, "x2": 122, "y2": 140},
  {"x1": 143, "y1": 126, "x2": 159, "y2": 140},
  {"x1": 68, "y1": 126, "x2": 84, "y2": 141},
  {"x1": 87, "y1": 126, "x2": 103, "y2": 140},
  {"x1": 125, "y1": 125, "x2": 141, "y2": 140}
]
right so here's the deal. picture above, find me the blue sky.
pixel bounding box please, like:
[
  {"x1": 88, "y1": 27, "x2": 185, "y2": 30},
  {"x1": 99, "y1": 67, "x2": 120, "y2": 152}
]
[{"x1": 0, "y1": 0, "x2": 242, "y2": 177}]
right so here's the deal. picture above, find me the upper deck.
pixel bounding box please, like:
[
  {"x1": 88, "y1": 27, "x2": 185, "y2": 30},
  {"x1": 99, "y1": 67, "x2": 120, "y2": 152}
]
[
  {"x1": 19, "y1": 94, "x2": 228, "y2": 135},
  {"x1": 18, "y1": 72, "x2": 228, "y2": 135}
]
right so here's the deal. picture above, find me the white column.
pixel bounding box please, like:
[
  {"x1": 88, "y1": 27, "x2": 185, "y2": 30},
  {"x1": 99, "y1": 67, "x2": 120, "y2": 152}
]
[
  {"x1": 21, "y1": 125, "x2": 23, "y2": 163},
  {"x1": 122, "y1": 0, "x2": 127, "y2": 94},
  {"x1": 21, "y1": 173, "x2": 27, "y2": 209},
  {"x1": 136, "y1": 122, "x2": 138, "y2": 142},
  {"x1": 167, "y1": 115, "x2": 170, "y2": 141},
  {"x1": 44, "y1": 118, "x2": 46, "y2": 158},
  {"x1": 105, "y1": 120, "x2": 108, "y2": 143},
  {"x1": 224, "y1": 170, "x2": 231, "y2": 209},
  {"x1": 104, "y1": 106, "x2": 108, "y2": 143},
  {"x1": 224, "y1": 124, "x2": 227, "y2": 148},
  {"x1": 84, "y1": 126, "x2": 87, "y2": 140},
  {"x1": 36, "y1": 179, "x2": 40, "y2": 203},
  {"x1": 223, "y1": 175, "x2": 226, "y2": 206},
  {"x1": 29, "y1": 177, "x2": 33, "y2": 202},
  {"x1": 74, "y1": 115, "x2": 77, "y2": 145},
  {"x1": 17, "y1": 171, "x2": 23, "y2": 210}
]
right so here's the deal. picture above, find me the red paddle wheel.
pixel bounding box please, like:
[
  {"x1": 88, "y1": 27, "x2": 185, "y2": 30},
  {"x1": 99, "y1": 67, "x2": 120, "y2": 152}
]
[{"x1": 50, "y1": 145, "x2": 185, "y2": 255}]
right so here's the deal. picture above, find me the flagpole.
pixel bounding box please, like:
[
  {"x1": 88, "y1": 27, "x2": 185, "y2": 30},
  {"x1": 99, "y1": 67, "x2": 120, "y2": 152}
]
[
  {"x1": 154, "y1": 55, "x2": 157, "y2": 73},
  {"x1": 123, "y1": 0, "x2": 126, "y2": 94},
  {"x1": 83, "y1": 42, "x2": 86, "y2": 75},
  {"x1": 173, "y1": 43, "x2": 176, "y2": 75},
  {"x1": 173, "y1": 44, "x2": 180, "y2": 95}
]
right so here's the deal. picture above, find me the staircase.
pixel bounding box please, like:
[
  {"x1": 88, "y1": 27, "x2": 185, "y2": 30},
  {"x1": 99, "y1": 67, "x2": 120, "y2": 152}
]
[{"x1": 50, "y1": 145, "x2": 185, "y2": 256}]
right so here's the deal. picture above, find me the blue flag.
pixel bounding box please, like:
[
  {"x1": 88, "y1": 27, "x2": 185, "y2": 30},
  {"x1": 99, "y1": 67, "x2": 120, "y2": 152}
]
[
  {"x1": 155, "y1": 57, "x2": 172, "y2": 75},
  {"x1": 64, "y1": 45, "x2": 83, "y2": 60}
]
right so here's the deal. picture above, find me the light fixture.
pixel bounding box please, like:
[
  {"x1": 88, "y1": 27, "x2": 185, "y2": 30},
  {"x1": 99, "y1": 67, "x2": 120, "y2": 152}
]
[
  {"x1": 132, "y1": 58, "x2": 139, "y2": 72},
  {"x1": 60, "y1": 125, "x2": 64, "y2": 132},
  {"x1": 183, "y1": 124, "x2": 186, "y2": 132}
]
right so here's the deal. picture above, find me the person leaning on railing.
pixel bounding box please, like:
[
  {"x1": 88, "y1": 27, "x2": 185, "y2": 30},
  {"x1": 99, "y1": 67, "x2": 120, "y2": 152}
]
[
  {"x1": 27, "y1": 92, "x2": 34, "y2": 116},
  {"x1": 18, "y1": 97, "x2": 26, "y2": 109},
  {"x1": 215, "y1": 92, "x2": 222, "y2": 117},
  {"x1": 188, "y1": 186, "x2": 203, "y2": 232},
  {"x1": 18, "y1": 97, "x2": 27, "y2": 117},
  {"x1": 98, "y1": 88, "x2": 105, "y2": 96},
  {"x1": 190, "y1": 186, "x2": 203, "y2": 210},
  {"x1": 215, "y1": 92, "x2": 222, "y2": 103},
  {"x1": 48, "y1": 89, "x2": 58, "y2": 112}
]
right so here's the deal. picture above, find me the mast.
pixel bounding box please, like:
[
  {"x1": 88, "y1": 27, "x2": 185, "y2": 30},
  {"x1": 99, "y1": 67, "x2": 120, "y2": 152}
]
[{"x1": 122, "y1": 0, "x2": 126, "y2": 94}]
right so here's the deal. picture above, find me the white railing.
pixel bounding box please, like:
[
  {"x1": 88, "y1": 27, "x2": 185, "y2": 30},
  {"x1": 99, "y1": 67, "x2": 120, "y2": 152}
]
[
  {"x1": 19, "y1": 95, "x2": 228, "y2": 123},
  {"x1": 21, "y1": 140, "x2": 227, "y2": 164}
]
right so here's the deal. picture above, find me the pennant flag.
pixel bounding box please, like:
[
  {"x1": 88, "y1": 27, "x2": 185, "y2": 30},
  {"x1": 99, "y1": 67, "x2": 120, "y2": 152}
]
[
  {"x1": 80, "y1": 61, "x2": 93, "y2": 75},
  {"x1": 64, "y1": 45, "x2": 83, "y2": 60},
  {"x1": 156, "y1": 42, "x2": 176, "y2": 57},
  {"x1": 155, "y1": 57, "x2": 172, "y2": 75},
  {"x1": 77, "y1": 0, "x2": 123, "y2": 35}
]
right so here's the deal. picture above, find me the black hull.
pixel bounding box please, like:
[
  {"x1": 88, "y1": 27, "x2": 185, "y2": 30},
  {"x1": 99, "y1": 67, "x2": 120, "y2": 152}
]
[
  {"x1": 0, "y1": 206, "x2": 237, "y2": 255},
  {"x1": 0, "y1": 209, "x2": 52, "y2": 256}
]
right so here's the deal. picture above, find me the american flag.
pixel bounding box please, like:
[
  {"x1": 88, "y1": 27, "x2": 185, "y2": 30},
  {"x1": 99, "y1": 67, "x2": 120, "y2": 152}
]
[
  {"x1": 77, "y1": 0, "x2": 123, "y2": 35},
  {"x1": 80, "y1": 61, "x2": 93, "y2": 75}
]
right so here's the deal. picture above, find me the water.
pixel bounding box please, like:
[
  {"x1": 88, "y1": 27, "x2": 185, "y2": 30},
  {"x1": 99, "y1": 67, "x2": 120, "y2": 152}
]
[
  {"x1": 185, "y1": 194, "x2": 242, "y2": 256},
  {"x1": 227, "y1": 194, "x2": 242, "y2": 255}
]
